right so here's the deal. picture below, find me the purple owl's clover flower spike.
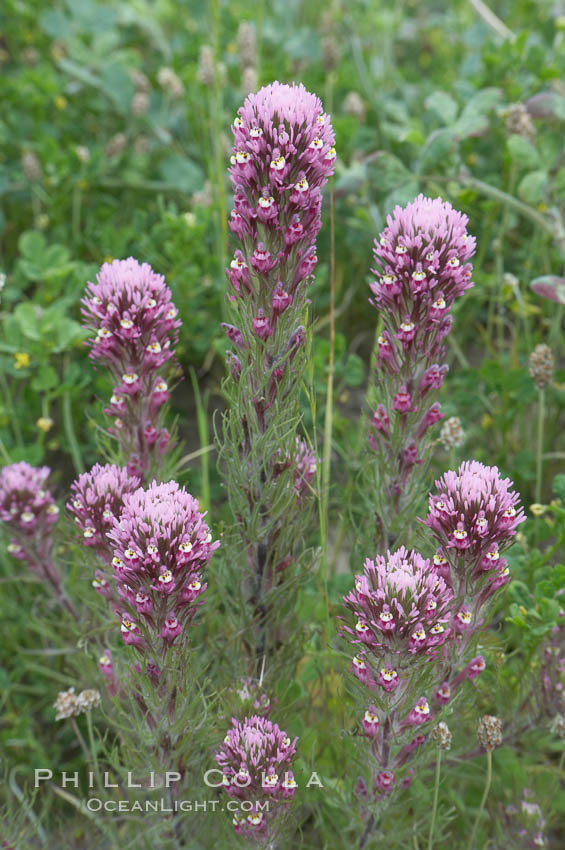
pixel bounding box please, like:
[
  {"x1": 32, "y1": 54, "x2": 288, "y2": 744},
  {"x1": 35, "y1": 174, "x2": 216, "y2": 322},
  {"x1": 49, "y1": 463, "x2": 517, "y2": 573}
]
[
  {"x1": 424, "y1": 460, "x2": 524, "y2": 605},
  {"x1": 81, "y1": 258, "x2": 181, "y2": 479},
  {"x1": 216, "y1": 715, "x2": 298, "y2": 839},
  {"x1": 341, "y1": 547, "x2": 483, "y2": 799},
  {"x1": 218, "y1": 81, "x2": 332, "y2": 680},
  {"x1": 0, "y1": 463, "x2": 78, "y2": 618},
  {"x1": 223, "y1": 81, "x2": 335, "y2": 367},
  {"x1": 106, "y1": 480, "x2": 219, "y2": 661},
  {"x1": 343, "y1": 547, "x2": 453, "y2": 694},
  {"x1": 367, "y1": 195, "x2": 475, "y2": 542},
  {"x1": 67, "y1": 464, "x2": 140, "y2": 561}
]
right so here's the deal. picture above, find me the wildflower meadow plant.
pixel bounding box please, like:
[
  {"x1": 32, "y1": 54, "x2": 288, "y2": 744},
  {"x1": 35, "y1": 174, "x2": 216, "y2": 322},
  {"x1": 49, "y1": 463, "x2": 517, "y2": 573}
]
[
  {"x1": 218, "y1": 80, "x2": 335, "y2": 681},
  {"x1": 106, "y1": 479, "x2": 219, "y2": 661},
  {"x1": 338, "y1": 193, "x2": 528, "y2": 847},
  {"x1": 216, "y1": 714, "x2": 298, "y2": 842},
  {"x1": 81, "y1": 258, "x2": 181, "y2": 480},
  {"x1": 366, "y1": 195, "x2": 475, "y2": 547},
  {"x1": 67, "y1": 463, "x2": 140, "y2": 561},
  {"x1": 0, "y1": 462, "x2": 77, "y2": 616}
]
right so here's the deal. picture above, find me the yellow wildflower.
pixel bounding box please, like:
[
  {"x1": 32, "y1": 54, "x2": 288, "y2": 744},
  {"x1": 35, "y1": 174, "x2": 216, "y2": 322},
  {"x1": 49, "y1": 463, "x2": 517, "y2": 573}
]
[
  {"x1": 14, "y1": 352, "x2": 30, "y2": 369},
  {"x1": 481, "y1": 413, "x2": 492, "y2": 429},
  {"x1": 36, "y1": 417, "x2": 54, "y2": 432}
]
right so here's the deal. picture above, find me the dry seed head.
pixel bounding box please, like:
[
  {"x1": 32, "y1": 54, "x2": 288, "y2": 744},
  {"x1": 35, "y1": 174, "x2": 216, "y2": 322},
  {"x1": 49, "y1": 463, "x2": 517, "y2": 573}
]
[
  {"x1": 551, "y1": 713, "x2": 565, "y2": 740},
  {"x1": 54, "y1": 688, "x2": 79, "y2": 721},
  {"x1": 430, "y1": 721, "x2": 452, "y2": 751},
  {"x1": 343, "y1": 91, "x2": 366, "y2": 122},
  {"x1": 105, "y1": 133, "x2": 127, "y2": 158},
  {"x1": 157, "y1": 67, "x2": 184, "y2": 98},
  {"x1": 441, "y1": 416, "x2": 465, "y2": 449},
  {"x1": 504, "y1": 103, "x2": 536, "y2": 144},
  {"x1": 529, "y1": 344, "x2": 554, "y2": 389},
  {"x1": 477, "y1": 715, "x2": 502, "y2": 751},
  {"x1": 76, "y1": 689, "x2": 101, "y2": 712},
  {"x1": 132, "y1": 91, "x2": 150, "y2": 117},
  {"x1": 237, "y1": 21, "x2": 256, "y2": 69},
  {"x1": 198, "y1": 45, "x2": 215, "y2": 86},
  {"x1": 322, "y1": 35, "x2": 339, "y2": 71},
  {"x1": 22, "y1": 151, "x2": 42, "y2": 181},
  {"x1": 129, "y1": 68, "x2": 150, "y2": 93},
  {"x1": 242, "y1": 66, "x2": 258, "y2": 96}
]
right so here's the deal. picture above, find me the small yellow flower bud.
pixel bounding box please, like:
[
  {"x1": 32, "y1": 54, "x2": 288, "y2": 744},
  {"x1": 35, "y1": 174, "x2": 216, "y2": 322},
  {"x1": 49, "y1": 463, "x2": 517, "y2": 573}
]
[
  {"x1": 36, "y1": 417, "x2": 54, "y2": 432},
  {"x1": 14, "y1": 352, "x2": 30, "y2": 369}
]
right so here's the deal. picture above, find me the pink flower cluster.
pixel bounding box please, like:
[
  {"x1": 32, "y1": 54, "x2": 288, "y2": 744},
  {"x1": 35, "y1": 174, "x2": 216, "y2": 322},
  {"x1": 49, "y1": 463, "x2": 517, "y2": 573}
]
[
  {"x1": 425, "y1": 461, "x2": 525, "y2": 599},
  {"x1": 223, "y1": 81, "x2": 335, "y2": 352},
  {"x1": 293, "y1": 437, "x2": 317, "y2": 501},
  {"x1": 368, "y1": 195, "x2": 475, "y2": 499},
  {"x1": 227, "y1": 82, "x2": 335, "y2": 293},
  {"x1": 502, "y1": 789, "x2": 547, "y2": 849},
  {"x1": 235, "y1": 677, "x2": 273, "y2": 718},
  {"x1": 81, "y1": 258, "x2": 181, "y2": 478},
  {"x1": 343, "y1": 547, "x2": 453, "y2": 694},
  {"x1": 106, "y1": 481, "x2": 219, "y2": 653},
  {"x1": 216, "y1": 714, "x2": 298, "y2": 838},
  {"x1": 0, "y1": 462, "x2": 61, "y2": 586},
  {"x1": 67, "y1": 463, "x2": 140, "y2": 556}
]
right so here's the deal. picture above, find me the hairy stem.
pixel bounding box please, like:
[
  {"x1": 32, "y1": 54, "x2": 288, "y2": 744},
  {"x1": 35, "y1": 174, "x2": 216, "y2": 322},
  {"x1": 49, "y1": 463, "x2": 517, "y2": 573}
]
[
  {"x1": 535, "y1": 387, "x2": 545, "y2": 505},
  {"x1": 467, "y1": 749, "x2": 492, "y2": 850},
  {"x1": 427, "y1": 747, "x2": 442, "y2": 850}
]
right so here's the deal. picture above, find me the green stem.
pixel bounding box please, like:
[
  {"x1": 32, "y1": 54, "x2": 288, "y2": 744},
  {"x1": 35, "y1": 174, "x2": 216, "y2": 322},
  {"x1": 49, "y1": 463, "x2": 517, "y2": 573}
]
[
  {"x1": 189, "y1": 367, "x2": 210, "y2": 512},
  {"x1": 322, "y1": 177, "x2": 335, "y2": 572},
  {"x1": 428, "y1": 748, "x2": 442, "y2": 850},
  {"x1": 0, "y1": 435, "x2": 11, "y2": 463},
  {"x1": 62, "y1": 386, "x2": 84, "y2": 474},
  {"x1": 256, "y1": 0, "x2": 264, "y2": 84},
  {"x1": 467, "y1": 749, "x2": 492, "y2": 850},
  {"x1": 210, "y1": 0, "x2": 228, "y2": 283},
  {"x1": 535, "y1": 388, "x2": 545, "y2": 504},
  {"x1": 85, "y1": 710, "x2": 102, "y2": 792},
  {"x1": 0, "y1": 371, "x2": 23, "y2": 447},
  {"x1": 71, "y1": 717, "x2": 91, "y2": 764}
]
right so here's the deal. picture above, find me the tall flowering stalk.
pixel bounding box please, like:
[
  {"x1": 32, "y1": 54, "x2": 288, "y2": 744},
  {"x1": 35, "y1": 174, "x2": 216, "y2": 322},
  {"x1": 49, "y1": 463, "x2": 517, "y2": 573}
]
[
  {"x1": 366, "y1": 195, "x2": 475, "y2": 547},
  {"x1": 216, "y1": 715, "x2": 298, "y2": 842},
  {"x1": 83, "y1": 479, "x2": 219, "y2": 813},
  {"x1": 341, "y1": 464, "x2": 524, "y2": 838},
  {"x1": 0, "y1": 462, "x2": 76, "y2": 617},
  {"x1": 342, "y1": 547, "x2": 453, "y2": 803},
  {"x1": 81, "y1": 258, "x2": 181, "y2": 480},
  {"x1": 218, "y1": 81, "x2": 335, "y2": 675}
]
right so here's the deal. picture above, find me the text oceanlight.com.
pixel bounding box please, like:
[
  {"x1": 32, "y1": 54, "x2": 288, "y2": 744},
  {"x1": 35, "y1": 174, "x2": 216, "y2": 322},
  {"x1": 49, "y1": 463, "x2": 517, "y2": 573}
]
[{"x1": 85, "y1": 799, "x2": 269, "y2": 813}]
